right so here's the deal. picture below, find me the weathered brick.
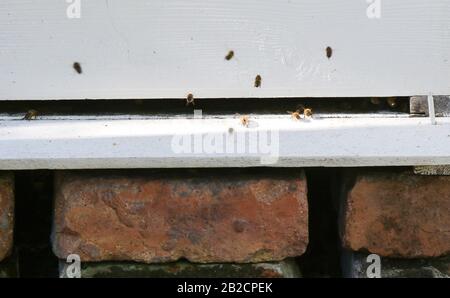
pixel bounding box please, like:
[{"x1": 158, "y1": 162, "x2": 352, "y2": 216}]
[
  {"x1": 59, "y1": 258, "x2": 301, "y2": 278},
  {"x1": 341, "y1": 170, "x2": 450, "y2": 258},
  {"x1": 342, "y1": 251, "x2": 450, "y2": 278},
  {"x1": 0, "y1": 173, "x2": 14, "y2": 262},
  {"x1": 52, "y1": 170, "x2": 308, "y2": 263}
]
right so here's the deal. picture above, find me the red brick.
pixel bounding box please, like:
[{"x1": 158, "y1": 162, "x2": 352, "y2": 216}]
[
  {"x1": 0, "y1": 173, "x2": 14, "y2": 261},
  {"x1": 52, "y1": 170, "x2": 308, "y2": 263},
  {"x1": 342, "y1": 170, "x2": 450, "y2": 258}
]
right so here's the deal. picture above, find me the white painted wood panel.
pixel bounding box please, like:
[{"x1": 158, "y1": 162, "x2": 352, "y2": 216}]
[
  {"x1": 1, "y1": 0, "x2": 449, "y2": 100},
  {"x1": 0, "y1": 116, "x2": 449, "y2": 169}
]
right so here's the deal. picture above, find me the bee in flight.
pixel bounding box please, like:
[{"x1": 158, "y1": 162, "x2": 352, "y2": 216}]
[
  {"x1": 225, "y1": 50, "x2": 234, "y2": 61},
  {"x1": 254, "y1": 75, "x2": 262, "y2": 88},
  {"x1": 73, "y1": 62, "x2": 82, "y2": 74},
  {"x1": 326, "y1": 46, "x2": 333, "y2": 59}
]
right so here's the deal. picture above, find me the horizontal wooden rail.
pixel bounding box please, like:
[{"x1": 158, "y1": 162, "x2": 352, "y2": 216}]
[
  {"x1": 1, "y1": 0, "x2": 449, "y2": 100},
  {"x1": 0, "y1": 116, "x2": 449, "y2": 169}
]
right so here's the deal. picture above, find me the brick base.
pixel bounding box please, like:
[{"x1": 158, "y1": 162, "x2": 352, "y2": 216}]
[
  {"x1": 341, "y1": 170, "x2": 450, "y2": 258},
  {"x1": 0, "y1": 173, "x2": 14, "y2": 262},
  {"x1": 52, "y1": 170, "x2": 308, "y2": 263}
]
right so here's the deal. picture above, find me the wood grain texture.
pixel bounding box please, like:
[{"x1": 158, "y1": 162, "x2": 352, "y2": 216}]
[{"x1": 1, "y1": 0, "x2": 449, "y2": 100}]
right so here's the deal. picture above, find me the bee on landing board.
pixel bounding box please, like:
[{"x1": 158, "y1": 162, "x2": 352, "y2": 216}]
[
  {"x1": 291, "y1": 105, "x2": 313, "y2": 119},
  {"x1": 287, "y1": 110, "x2": 302, "y2": 120},
  {"x1": 239, "y1": 115, "x2": 250, "y2": 127},
  {"x1": 303, "y1": 108, "x2": 313, "y2": 118},
  {"x1": 23, "y1": 109, "x2": 39, "y2": 120}
]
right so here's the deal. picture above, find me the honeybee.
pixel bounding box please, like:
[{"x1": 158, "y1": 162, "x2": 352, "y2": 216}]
[
  {"x1": 225, "y1": 50, "x2": 234, "y2": 61},
  {"x1": 240, "y1": 115, "x2": 250, "y2": 127},
  {"x1": 73, "y1": 62, "x2": 82, "y2": 74},
  {"x1": 186, "y1": 93, "x2": 195, "y2": 106},
  {"x1": 370, "y1": 97, "x2": 381, "y2": 105},
  {"x1": 303, "y1": 108, "x2": 313, "y2": 118},
  {"x1": 387, "y1": 97, "x2": 397, "y2": 108},
  {"x1": 254, "y1": 75, "x2": 261, "y2": 88},
  {"x1": 326, "y1": 46, "x2": 333, "y2": 59},
  {"x1": 23, "y1": 109, "x2": 39, "y2": 120},
  {"x1": 288, "y1": 110, "x2": 301, "y2": 120},
  {"x1": 293, "y1": 104, "x2": 313, "y2": 118}
]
